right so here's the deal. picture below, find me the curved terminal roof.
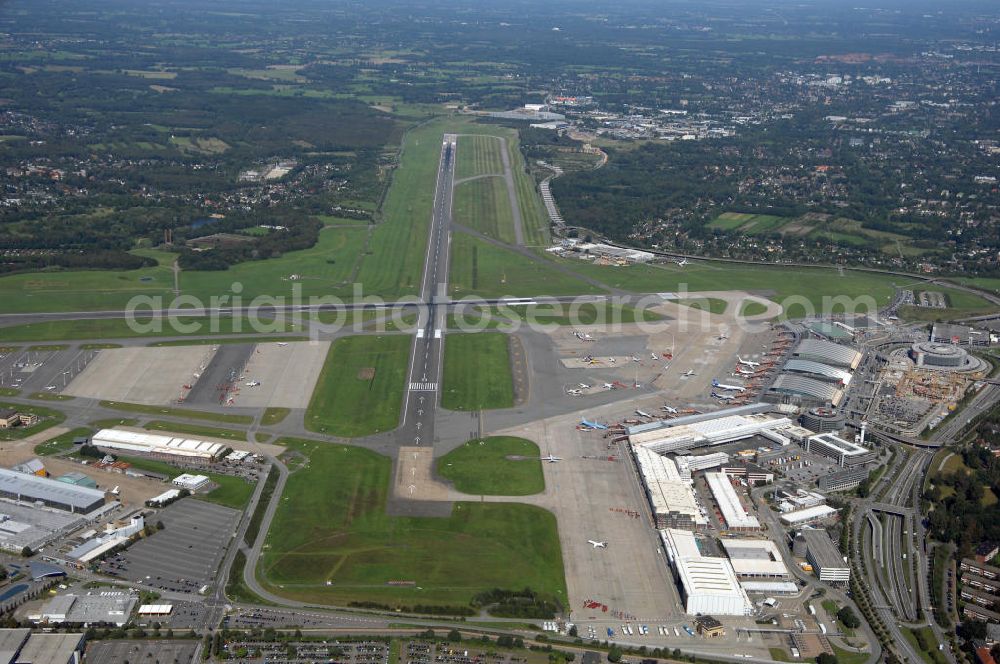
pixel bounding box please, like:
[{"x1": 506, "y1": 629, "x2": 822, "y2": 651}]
[
  {"x1": 793, "y1": 338, "x2": 861, "y2": 369},
  {"x1": 769, "y1": 374, "x2": 843, "y2": 404},
  {"x1": 783, "y1": 359, "x2": 852, "y2": 385}
]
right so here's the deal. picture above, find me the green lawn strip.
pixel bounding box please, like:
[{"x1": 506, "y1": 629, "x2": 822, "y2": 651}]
[
  {"x1": 89, "y1": 418, "x2": 138, "y2": 429},
  {"x1": 0, "y1": 317, "x2": 297, "y2": 342},
  {"x1": 437, "y1": 437, "x2": 544, "y2": 495},
  {"x1": 305, "y1": 335, "x2": 409, "y2": 437},
  {"x1": 149, "y1": 336, "x2": 308, "y2": 347},
  {"x1": 899, "y1": 627, "x2": 945, "y2": 664},
  {"x1": 0, "y1": 402, "x2": 65, "y2": 441},
  {"x1": 676, "y1": 297, "x2": 728, "y2": 315},
  {"x1": 456, "y1": 134, "x2": 504, "y2": 180},
  {"x1": 449, "y1": 233, "x2": 604, "y2": 298},
  {"x1": 0, "y1": 388, "x2": 19, "y2": 397},
  {"x1": 453, "y1": 177, "x2": 516, "y2": 244},
  {"x1": 143, "y1": 420, "x2": 247, "y2": 441},
  {"x1": 99, "y1": 400, "x2": 253, "y2": 425},
  {"x1": 258, "y1": 439, "x2": 567, "y2": 609},
  {"x1": 261, "y1": 407, "x2": 290, "y2": 426},
  {"x1": 28, "y1": 392, "x2": 74, "y2": 401},
  {"x1": 441, "y1": 333, "x2": 514, "y2": 411},
  {"x1": 80, "y1": 343, "x2": 122, "y2": 350},
  {"x1": 35, "y1": 427, "x2": 93, "y2": 456},
  {"x1": 767, "y1": 648, "x2": 792, "y2": 663},
  {"x1": 28, "y1": 344, "x2": 69, "y2": 351},
  {"x1": 507, "y1": 133, "x2": 550, "y2": 246},
  {"x1": 740, "y1": 300, "x2": 769, "y2": 317},
  {"x1": 117, "y1": 454, "x2": 253, "y2": 510}
]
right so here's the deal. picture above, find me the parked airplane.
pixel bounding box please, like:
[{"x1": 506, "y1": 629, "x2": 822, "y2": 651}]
[
  {"x1": 636, "y1": 409, "x2": 653, "y2": 418},
  {"x1": 567, "y1": 389, "x2": 582, "y2": 396},
  {"x1": 717, "y1": 332, "x2": 729, "y2": 340},
  {"x1": 733, "y1": 367, "x2": 755, "y2": 376},
  {"x1": 580, "y1": 418, "x2": 608, "y2": 430},
  {"x1": 631, "y1": 355, "x2": 641, "y2": 362},
  {"x1": 682, "y1": 369, "x2": 696, "y2": 377},
  {"x1": 588, "y1": 540, "x2": 607, "y2": 548},
  {"x1": 579, "y1": 383, "x2": 591, "y2": 389},
  {"x1": 712, "y1": 379, "x2": 746, "y2": 392},
  {"x1": 277, "y1": 342, "x2": 288, "y2": 347},
  {"x1": 712, "y1": 391, "x2": 736, "y2": 401},
  {"x1": 651, "y1": 352, "x2": 658, "y2": 360},
  {"x1": 662, "y1": 406, "x2": 678, "y2": 414},
  {"x1": 737, "y1": 356, "x2": 760, "y2": 368},
  {"x1": 602, "y1": 383, "x2": 615, "y2": 390},
  {"x1": 245, "y1": 380, "x2": 261, "y2": 387},
  {"x1": 574, "y1": 331, "x2": 595, "y2": 341},
  {"x1": 110, "y1": 486, "x2": 120, "y2": 496},
  {"x1": 541, "y1": 455, "x2": 563, "y2": 463},
  {"x1": 675, "y1": 258, "x2": 689, "y2": 266}
]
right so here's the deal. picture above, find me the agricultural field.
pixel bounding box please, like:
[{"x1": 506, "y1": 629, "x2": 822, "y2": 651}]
[
  {"x1": 441, "y1": 333, "x2": 514, "y2": 411},
  {"x1": 257, "y1": 440, "x2": 566, "y2": 608},
  {"x1": 449, "y1": 233, "x2": 604, "y2": 298},
  {"x1": 452, "y1": 177, "x2": 515, "y2": 244},
  {"x1": 455, "y1": 134, "x2": 504, "y2": 180},
  {"x1": 437, "y1": 437, "x2": 544, "y2": 495},
  {"x1": 305, "y1": 335, "x2": 410, "y2": 437}
]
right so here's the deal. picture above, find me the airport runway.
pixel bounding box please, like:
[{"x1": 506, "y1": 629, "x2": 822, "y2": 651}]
[{"x1": 398, "y1": 134, "x2": 457, "y2": 451}]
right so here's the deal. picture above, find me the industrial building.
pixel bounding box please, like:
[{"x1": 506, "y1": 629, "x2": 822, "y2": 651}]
[
  {"x1": 67, "y1": 516, "x2": 144, "y2": 563},
  {"x1": 31, "y1": 592, "x2": 137, "y2": 626},
  {"x1": 661, "y1": 529, "x2": 753, "y2": 616},
  {"x1": 675, "y1": 452, "x2": 729, "y2": 481},
  {"x1": 782, "y1": 360, "x2": 853, "y2": 386},
  {"x1": 56, "y1": 472, "x2": 98, "y2": 489},
  {"x1": 779, "y1": 504, "x2": 839, "y2": 526},
  {"x1": 634, "y1": 447, "x2": 703, "y2": 529},
  {"x1": 11, "y1": 458, "x2": 46, "y2": 477},
  {"x1": 0, "y1": 500, "x2": 91, "y2": 553},
  {"x1": 802, "y1": 529, "x2": 850, "y2": 584},
  {"x1": 818, "y1": 466, "x2": 871, "y2": 492},
  {"x1": 804, "y1": 433, "x2": 875, "y2": 467},
  {"x1": 791, "y1": 339, "x2": 862, "y2": 370},
  {"x1": 719, "y1": 538, "x2": 790, "y2": 579},
  {"x1": 720, "y1": 462, "x2": 774, "y2": 485},
  {"x1": 172, "y1": 474, "x2": 210, "y2": 492},
  {"x1": 0, "y1": 468, "x2": 105, "y2": 514},
  {"x1": 92, "y1": 429, "x2": 228, "y2": 461},
  {"x1": 777, "y1": 489, "x2": 826, "y2": 513},
  {"x1": 705, "y1": 472, "x2": 760, "y2": 531},
  {"x1": 909, "y1": 341, "x2": 983, "y2": 371},
  {"x1": 0, "y1": 629, "x2": 84, "y2": 664},
  {"x1": 931, "y1": 323, "x2": 991, "y2": 347},
  {"x1": 628, "y1": 405, "x2": 792, "y2": 455}
]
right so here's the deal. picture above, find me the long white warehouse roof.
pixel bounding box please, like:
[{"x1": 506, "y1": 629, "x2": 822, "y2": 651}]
[
  {"x1": 779, "y1": 504, "x2": 839, "y2": 525},
  {"x1": 675, "y1": 557, "x2": 753, "y2": 616},
  {"x1": 93, "y1": 429, "x2": 227, "y2": 459},
  {"x1": 634, "y1": 448, "x2": 703, "y2": 524},
  {"x1": 719, "y1": 538, "x2": 789, "y2": 577},
  {"x1": 706, "y1": 472, "x2": 760, "y2": 529}
]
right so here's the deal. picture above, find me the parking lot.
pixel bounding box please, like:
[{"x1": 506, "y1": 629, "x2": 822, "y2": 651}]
[
  {"x1": 97, "y1": 499, "x2": 240, "y2": 593},
  {"x1": 0, "y1": 346, "x2": 98, "y2": 394},
  {"x1": 86, "y1": 639, "x2": 198, "y2": 664}
]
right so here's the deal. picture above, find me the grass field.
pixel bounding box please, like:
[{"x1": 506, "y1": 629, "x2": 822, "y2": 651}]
[
  {"x1": 305, "y1": 335, "x2": 410, "y2": 437},
  {"x1": 437, "y1": 437, "x2": 544, "y2": 495},
  {"x1": 143, "y1": 420, "x2": 247, "y2": 441},
  {"x1": 118, "y1": 454, "x2": 254, "y2": 510},
  {"x1": 740, "y1": 300, "x2": 770, "y2": 317},
  {"x1": 896, "y1": 285, "x2": 997, "y2": 321},
  {"x1": 448, "y1": 302, "x2": 663, "y2": 330},
  {"x1": 449, "y1": 233, "x2": 604, "y2": 298},
  {"x1": 676, "y1": 297, "x2": 728, "y2": 315},
  {"x1": 261, "y1": 407, "x2": 290, "y2": 426},
  {"x1": 99, "y1": 401, "x2": 253, "y2": 425},
  {"x1": 506, "y1": 133, "x2": 550, "y2": 246},
  {"x1": 258, "y1": 439, "x2": 566, "y2": 608},
  {"x1": 441, "y1": 334, "x2": 514, "y2": 411},
  {"x1": 558, "y1": 258, "x2": 901, "y2": 315},
  {"x1": 35, "y1": 427, "x2": 92, "y2": 456},
  {"x1": 456, "y1": 135, "x2": 504, "y2": 180},
  {"x1": 453, "y1": 177, "x2": 515, "y2": 244},
  {"x1": 0, "y1": 316, "x2": 297, "y2": 342}
]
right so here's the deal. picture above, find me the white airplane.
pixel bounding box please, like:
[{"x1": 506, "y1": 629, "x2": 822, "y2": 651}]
[
  {"x1": 636, "y1": 409, "x2": 653, "y2": 418},
  {"x1": 650, "y1": 352, "x2": 658, "y2": 360},
  {"x1": 602, "y1": 383, "x2": 615, "y2": 390},
  {"x1": 567, "y1": 389, "x2": 582, "y2": 396},
  {"x1": 733, "y1": 367, "x2": 755, "y2": 376},
  {"x1": 711, "y1": 391, "x2": 736, "y2": 401},
  {"x1": 712, "y1": 379, "x2": 745, "y2": 392},
  {"x1": 541, "y1": 454, "x2": 563, "y2": 463},
  {"x1": 662, "y1": 406, "x2": 678, "y2": 414},
  {"x1": 110, "y1": 486, "x2": 120, "y2": 496},
  {"x1": 682, "y1": 369, "x2": 696, "y2": 377},
  {"x1": 574, "y1": 331, "x2": 595, "y2": 341},
  {"x1": 737, "y1": 356, "x2": 760, "y2": 368},
  {"x1": 631, "y1": 355, "x2": 641, "y2": 362},
  {"x1": 608, "y1": 357, "x2": 616, "y2": 364},
  {"x1": 277, "y1": 342, "x2": 288, "y2": 347},
  {"x1": 588, "y1": 540, "x2": 607, "y2": 548},
  {"x1": 676, "y1": 258, "x2": 689, "y2": 266},
  {"x1": 245, "y1": 380, "x2": 261, "y2": 387},
  {"x1": 718, "y1": 332, "x2": 729, "y2": 340},
  {"x1": 578, "y1": 383, "x2": 591, "y2": 389}
]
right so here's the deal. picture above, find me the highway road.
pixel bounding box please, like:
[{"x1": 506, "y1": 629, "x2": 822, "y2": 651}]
[{"x1": 398, "y1": 133, "x2": 456, "y2": 451}]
